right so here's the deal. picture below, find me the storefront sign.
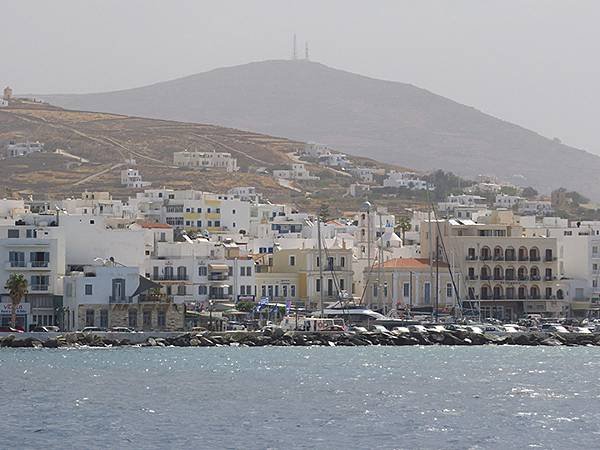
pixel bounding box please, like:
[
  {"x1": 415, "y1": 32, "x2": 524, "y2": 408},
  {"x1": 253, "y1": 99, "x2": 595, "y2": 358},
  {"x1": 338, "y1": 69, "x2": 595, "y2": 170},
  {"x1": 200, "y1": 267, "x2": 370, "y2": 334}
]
[
  {"x1": 237, "y1": 295, "x2": 255, "y2": 302},
  {"x1": 0, "y1": 303, "x2": 31, "y2": 315}
]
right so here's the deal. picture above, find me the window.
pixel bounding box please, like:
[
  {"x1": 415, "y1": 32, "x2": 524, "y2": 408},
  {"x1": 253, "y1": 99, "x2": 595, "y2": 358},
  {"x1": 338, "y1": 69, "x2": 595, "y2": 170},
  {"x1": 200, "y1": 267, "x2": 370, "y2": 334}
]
[
  {"x1": 316, "y1": 279, "x2": 321, "y2": 292},
  {"x1": 8, "y1": 251, "x2": 24, "y2": 267},
  {"x1": 85, "y1": 284, "x2": 93, "y2": 295},
  {"x1": 403, "y1": 282, "x2": 410, "y2": 297},
  {"x1": 246, "y1": 267, "x2": 252, "y2": 277},
  {"x1": 275, "y1": 285, "x2": 280, "y2": 297},
  {"x1": 290, "y1": 285, "x2": 296, "y2": 297},
  {"x1": 197, "y1": 208, "x2": 202, "y2": 213},
  {"x1": 207, "y1": 208, "x2": 211, "y2": 213},
  {"x1": 446, "y1": 283, "x2": 453, "y2": 298},
  {"x1": 100, "y1": 310, "x2": 108, "y2": 328},
  {"x1": 214, "y1": 221, "x2": 221, "y2": 227},
  {"x1": 128, "y1": 309, "x2": 138, "y2": 328},
  {"x1": 240, "y1": 285, "x2": 246, "y2": 295},
  {"x1": 198, "y1": 285, "x2": 207, "y2": 295},
  {"x1": 424, "y1": 283, "x2": 431, "y2": 304},
  {"x1": 316, "y1": 257, "x2": 320, "y2": 267},
  {"x1": 207, "y1": 221, "x2": 212, "y2": 227},
  {"x1": 157, "y1": 310, "x2": 166, "y2": 328},
  {"x1": 143, "y1": 310, "x2": 152, "y2": 327},
  {"x1": 240, "y1": 266, "x2": 245, "y2": 276},
  {"x1": 283, "y1": 285, "x2": 288, "y2": 297},
  {"x1": 177, "y1": 285, "x2": 186, "y2": 296},
  {"x1": 7, "y1": 229, "x2": 19, "y2": 238},
  {"x1": 85, "y1": 309, "x2": 95, "y2": 327},
  {"x1": 198, "y1": 266, "x2": 207, "y2": 276},
  {"x1": 232, "y1": 209, "x2": 236, "y2": 214},
  {"x1": 340, "y1": 279, "x2": 345, "y2": 291},
  {"x1": 228, "y1": 267, "x2": 233, "y2": 276},
  {"x1": 261, "y1": 286, "x2": 267, "y2": 297},
  {"x1": 373, "y1": 284, "x2": 378, "y2": 298},
  {"x1": 340, "y1": 257, "x2": 345, "y2": 268},
  {"x1": 289, "y1": 256, "x2": 296, "y2": 266},
  {"x1": 216, "y1": 208, "x2": 221, "y2": 213}
]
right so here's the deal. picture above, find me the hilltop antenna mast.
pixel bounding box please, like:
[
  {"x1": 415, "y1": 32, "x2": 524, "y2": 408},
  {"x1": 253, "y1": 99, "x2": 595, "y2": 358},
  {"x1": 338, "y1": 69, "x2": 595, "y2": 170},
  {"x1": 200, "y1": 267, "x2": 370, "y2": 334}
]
[
  {"x1": 305, "y1": 41, "x2": 309, "y2": 60},
  {"x1": 292, "y1": 34, "x2": 298, "y2": 60}
]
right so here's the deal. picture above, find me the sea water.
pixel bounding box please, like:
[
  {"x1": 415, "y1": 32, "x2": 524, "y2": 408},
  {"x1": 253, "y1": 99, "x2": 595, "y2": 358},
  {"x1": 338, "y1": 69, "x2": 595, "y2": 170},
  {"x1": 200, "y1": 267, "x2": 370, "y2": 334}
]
[{"x1": 1, "y1": 346, "x2": 599, "y2": 449}]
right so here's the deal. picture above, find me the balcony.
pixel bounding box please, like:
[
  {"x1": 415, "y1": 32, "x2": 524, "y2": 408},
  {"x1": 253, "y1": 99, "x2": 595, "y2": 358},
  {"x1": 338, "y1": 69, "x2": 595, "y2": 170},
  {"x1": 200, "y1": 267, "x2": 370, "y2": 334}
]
[
  {"x1": 109, "y1": 296, "x2": 133, "y2": 304},
  {"x1": 493, "y1": 255, "x2": 505, "y2": 261},
  {"x1": 152, "y1": 274, "x2": 188, "y2": 281},
  {"x1": 518, "y1": 256, "x2": 529, "y2": 262},
  {"x1": 466, "y1": 255, "x2": 478, "y2": 261},
  {"x1": 530, "y1": 275, "x2": 541, "y2": 281},
  {"x1": 30, "y1": 284, "x2": 49, "y2": 292},
  {"x1": 505, "y1": 255, "x2": 516, "y2": 262},
  {"x1": 544, "y1": 257, "x2": 557, "y2": 262},
  {"x1": 544, "y1": 276, "x2": 555, "y2": 281},
  {"x1": 530, "y1": 256, "x2": 541, "y2": 262},
  {"x1": 467, "y1": 275, "x2": 478, "y2": 281},
  {"x1": 30, "y1": 261, "x2": 49, "y2": 268},
  {"x1": 480, "y1": 275, "x2": 491, "y2": 281},
  {"x1": 138, "y1": 293, "x2": 173, "y2": 303},
  {"x1": 493, "y1": 275, "x2": 504, "y2": 281},
  {"x1": 208, "y1": 274, "x2": 229, "y2": 281},
  {"x1": 480, "y1": 255, "x2": 492, "y2": 261}
]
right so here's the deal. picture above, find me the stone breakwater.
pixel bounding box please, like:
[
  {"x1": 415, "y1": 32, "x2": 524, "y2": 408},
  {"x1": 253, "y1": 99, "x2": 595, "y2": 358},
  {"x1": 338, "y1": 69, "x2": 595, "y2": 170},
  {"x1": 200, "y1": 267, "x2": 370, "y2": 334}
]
[{"x1": 1, "y1": 329, "x2": 600, "y2": 348}]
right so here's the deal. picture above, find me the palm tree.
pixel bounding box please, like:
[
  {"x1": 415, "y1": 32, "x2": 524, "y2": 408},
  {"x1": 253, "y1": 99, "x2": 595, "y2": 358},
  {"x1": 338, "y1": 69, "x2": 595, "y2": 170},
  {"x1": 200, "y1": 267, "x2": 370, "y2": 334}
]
[
  {"x1": 395, "y1": 217, "x2": 411, "y2": 242},
  {"x1": 4, "y1": 274, "x2": 28, "y2": 329}
]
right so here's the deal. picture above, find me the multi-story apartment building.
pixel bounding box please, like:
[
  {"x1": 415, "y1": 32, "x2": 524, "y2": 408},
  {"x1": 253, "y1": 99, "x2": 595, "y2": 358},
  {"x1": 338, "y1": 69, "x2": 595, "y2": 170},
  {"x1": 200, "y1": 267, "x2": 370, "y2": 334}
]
[
  {"x1": 421, "y1": 213, "x2": 565, "y2": 320},
  {"x1": 0, "y1": 221, "x2": 65, "y2": 329},
  {"x1": 146, "y1": 238, "x2": 255, "y2": 308},
  {"x1": 174, "y1": 150, "x2": 238, "y2": 172}
]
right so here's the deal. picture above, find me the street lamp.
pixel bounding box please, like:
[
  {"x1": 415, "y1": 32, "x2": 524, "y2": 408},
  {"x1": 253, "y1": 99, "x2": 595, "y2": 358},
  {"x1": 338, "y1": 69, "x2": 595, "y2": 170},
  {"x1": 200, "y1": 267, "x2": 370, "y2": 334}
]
[{"x1": 208, "y1": 299, "x2": 214, "y2": 331}]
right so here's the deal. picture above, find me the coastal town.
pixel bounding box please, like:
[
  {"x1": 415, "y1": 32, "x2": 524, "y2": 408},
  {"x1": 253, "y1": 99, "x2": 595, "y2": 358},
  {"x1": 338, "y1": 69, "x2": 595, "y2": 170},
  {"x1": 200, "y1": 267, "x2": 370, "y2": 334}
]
[{"x1": 2, "y1": 86, "x2": 600, "y2": 339}]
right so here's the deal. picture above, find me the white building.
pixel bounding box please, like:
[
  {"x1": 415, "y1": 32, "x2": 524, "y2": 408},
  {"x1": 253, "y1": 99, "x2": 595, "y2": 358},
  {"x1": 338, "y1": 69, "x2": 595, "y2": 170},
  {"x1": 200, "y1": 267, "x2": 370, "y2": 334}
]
[
  {"x1": 348, "y1": 167, "x2": 376, "y2": 183},
  {"x1": 121, "y1": 168, "x2": 151, "y2": 189},
  {"x1": 302, "y1": 142, "x2": 331, "y2": 158},
  {"x1": 0, "y1": 99, "x2": 7, "y2": 108},
  {"x1": 495, "y1": 194, "x2": 524, "y2": 209},
  {"x1": 383, "y1": 171, "x2": 431, "y2": 190},
  {"x1": 174, "y1": 150, "x2": 238, "y2": 172},
  {"x1": 318, "y1": 153, "x2": 350, "y2": 168},
  {"x1": 272, "y1": 163, "x2": 319, "y2": 181},
  {"x1": 6, "y1": 141, "x2": 44, "y2": 158},
  {"x1": 227, "y1": 187, "x2": 262, "y2": 203},
  {"x1": 518, "y1": 200, "x2": 554, "y2": 216}
]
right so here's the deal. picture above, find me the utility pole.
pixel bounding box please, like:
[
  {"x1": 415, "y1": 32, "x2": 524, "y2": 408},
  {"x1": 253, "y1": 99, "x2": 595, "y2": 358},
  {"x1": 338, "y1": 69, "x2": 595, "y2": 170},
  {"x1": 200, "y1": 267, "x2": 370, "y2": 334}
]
[
  {"x1": 378, "y1": 211, "x2": 384, "y2": 313},
  {"x1": 317, "y1": 214, "x2": 324, "y2": 317},
  {"x1": 435, "y1": 236, "x2": 440, "y2": 322}
]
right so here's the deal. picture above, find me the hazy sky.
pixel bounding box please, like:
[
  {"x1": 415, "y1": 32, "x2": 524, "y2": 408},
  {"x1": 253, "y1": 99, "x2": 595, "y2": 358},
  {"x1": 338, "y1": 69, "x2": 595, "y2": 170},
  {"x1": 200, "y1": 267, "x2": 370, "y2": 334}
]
[{"x1": 3, "y1": 1, "x2": 599, "y2": 154}]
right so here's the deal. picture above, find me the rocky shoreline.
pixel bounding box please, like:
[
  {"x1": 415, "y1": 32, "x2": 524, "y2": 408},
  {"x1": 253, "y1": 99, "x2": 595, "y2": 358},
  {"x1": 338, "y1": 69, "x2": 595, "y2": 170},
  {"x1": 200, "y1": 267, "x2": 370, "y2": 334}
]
[{"x1": 2, "y1": 329, "x2": 600, "y2": 348}]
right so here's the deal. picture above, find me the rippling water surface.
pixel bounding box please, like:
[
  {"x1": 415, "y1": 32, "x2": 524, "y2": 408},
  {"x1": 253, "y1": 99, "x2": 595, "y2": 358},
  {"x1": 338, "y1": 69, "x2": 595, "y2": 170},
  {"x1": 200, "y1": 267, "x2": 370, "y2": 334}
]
[{"x1": 2, "y1": 346, "x2": 600, "y2": 449}]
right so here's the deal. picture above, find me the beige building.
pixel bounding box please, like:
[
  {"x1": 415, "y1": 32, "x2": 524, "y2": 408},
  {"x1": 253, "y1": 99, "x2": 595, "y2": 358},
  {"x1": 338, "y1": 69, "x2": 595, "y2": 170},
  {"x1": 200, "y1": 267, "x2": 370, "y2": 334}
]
[
  {"x1": 255, "y1": 243, "x2": 353, "y2": 309},
  {"x1": 364, "y1": 258, "x2": 455, "y2": 314},
  {"x1": 174, "y1": 150, "x2": 238, "y2": 173},
  {"x1": 421, "y1": 212, "x2": 565, "y2": 320}
]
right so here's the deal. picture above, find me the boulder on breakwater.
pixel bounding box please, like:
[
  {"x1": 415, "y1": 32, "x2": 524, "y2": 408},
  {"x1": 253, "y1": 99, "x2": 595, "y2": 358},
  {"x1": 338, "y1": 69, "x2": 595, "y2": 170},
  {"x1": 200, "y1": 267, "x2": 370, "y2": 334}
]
[{"x1": 2, "y1": 329, "x2": 600, "y2": 348}]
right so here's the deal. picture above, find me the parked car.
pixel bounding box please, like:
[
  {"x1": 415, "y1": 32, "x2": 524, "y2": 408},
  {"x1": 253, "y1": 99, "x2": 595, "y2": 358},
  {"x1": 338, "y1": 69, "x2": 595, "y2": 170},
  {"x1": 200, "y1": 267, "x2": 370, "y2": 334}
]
[
  {"x1": 110, "y1": 327, "x2": 135, "y2": 333},
  {"x1": 226, "y1": 321, "x2": 247, "y2": 331},
  {"x1": 350, "y1": 326, "x2": 368, "y2": 333},
  {"x1": 31, "y1": 326, "x2": 60, "y2": 332},
  {"x1": 0, "y1": 326, "x2": 24, "y2": 333},
  {"x1": 408, "y1": 325, "x2": 429, "y2": 333},
  {"x1": 370, "y1": 325, "x2": 389, "y2": 333},
  {"x1": 81, "y1": 327, "x2": 107, "y2": 333}
]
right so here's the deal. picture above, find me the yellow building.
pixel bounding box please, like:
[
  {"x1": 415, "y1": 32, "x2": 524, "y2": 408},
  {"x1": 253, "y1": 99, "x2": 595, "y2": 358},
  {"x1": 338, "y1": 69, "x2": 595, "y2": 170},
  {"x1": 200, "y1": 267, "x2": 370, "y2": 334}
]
[{"x1": 255, "y1": 245, "x2": 353, "y2": 309}]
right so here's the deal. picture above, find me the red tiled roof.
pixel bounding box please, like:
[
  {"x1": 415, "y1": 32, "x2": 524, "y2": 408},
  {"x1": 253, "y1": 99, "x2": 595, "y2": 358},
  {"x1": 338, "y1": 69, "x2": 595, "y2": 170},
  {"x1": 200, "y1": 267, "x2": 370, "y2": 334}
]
[
  {"x1": 139, "y1": 222, "x2": 172, "y2": 229},
  {"x1": 374, "y1": 258, "x2": 449, "y2": 269}
]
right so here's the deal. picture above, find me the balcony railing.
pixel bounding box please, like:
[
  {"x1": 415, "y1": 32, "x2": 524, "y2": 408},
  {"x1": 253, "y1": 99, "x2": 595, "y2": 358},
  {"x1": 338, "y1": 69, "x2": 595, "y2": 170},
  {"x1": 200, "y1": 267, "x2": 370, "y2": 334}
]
[
  {"x1": 31, "y1": 261, "x2": 49, "y2": 268},
  {"x1": 152, "y1": 274, "x2": 189, "y2": 281},
  {"x1": 208, "y1": 274, "x2": 229, "y2": 281},
  {"x1": 530, "y1": 256, "x2": 541, "y2": 262},
  {"x1": 138, "y1": 294, "x2": 173, "y2": 303},
  {"x1": 109, "y1": 296, "x2": 132, "y2": 304},
  {"x1": 518, "y1": 256, "x2": 529, "y2": 261},
  {"x1": 530, "y1": 275, "x2": 541, "y2": 281},
  {"x1": 493, "y1": 255, "x2": 504, "y2": 261},
  {"x1": 545, "y1": 256, "x2": 557, "y2": 262},
  {"x1": 466, "y1": 255, "x2": 478, "y2": 261},
  {"x1": 9, "y1": 261, "x2": 26, "y2": 267},
  {"x1": 30, "y1": 284, "x2": 49, "y2": 292},
  {"x1": 505, "y1": 255, "x2": 516, "y2": 261},
  {"x1": 493, "y1": 275, "x2": 504, "y2": 280},
  {"x1": 480, "y1": 275, "x2": 491, "y2": 281},
  {"x1": 480, "y1": 255, "x2": 492, "y2": 261}
]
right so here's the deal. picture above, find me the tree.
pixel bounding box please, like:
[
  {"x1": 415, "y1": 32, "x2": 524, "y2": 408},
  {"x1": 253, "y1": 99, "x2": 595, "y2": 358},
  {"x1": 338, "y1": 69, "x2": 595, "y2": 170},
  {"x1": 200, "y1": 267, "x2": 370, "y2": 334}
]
[
  {"x1": 236, "y1": 301, "x2": 256, "y2": 313},
  {"x1": 395, "y1": 216, "x2": 411, "y2": 241},
  {"x1": 521, "y1": 186, "x2": 538, "y2": 199},
  {"x1": 4, "y1": 274, "x2": 28, "y2": 329}
]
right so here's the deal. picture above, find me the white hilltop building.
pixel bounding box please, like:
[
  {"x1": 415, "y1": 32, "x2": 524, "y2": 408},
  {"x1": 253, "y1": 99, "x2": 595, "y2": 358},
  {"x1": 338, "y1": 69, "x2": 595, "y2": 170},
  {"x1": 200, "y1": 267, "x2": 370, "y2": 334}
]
[
  {"x1": 273, "y1": 163, "x2": 319, "y2": 181},
  {"x1": 121, "y1": 168, "x2": 151, "y2": 189},
  {"x1": 383, "y1": 171, "x2": 431, "y2": 190},
  {"x1": 6, "y1": 141, "x2": 44, "y2": 158},
  {"x1": 174, "y1": 150, "x2": 238, "y2": 173},
  {"x1": 302, "y1": 142, "x2": 331, "y2": 158}
]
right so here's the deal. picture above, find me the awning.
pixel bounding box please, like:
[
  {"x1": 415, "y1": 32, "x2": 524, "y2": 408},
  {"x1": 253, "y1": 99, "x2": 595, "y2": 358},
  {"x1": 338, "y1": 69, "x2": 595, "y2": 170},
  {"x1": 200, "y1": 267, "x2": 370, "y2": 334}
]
[
  {"x1": 131, "y1": 275, "x2": 162, "y2": 298},
  {"x1": 208, "y1": 264, "x2": 229, "y2": 271}
]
